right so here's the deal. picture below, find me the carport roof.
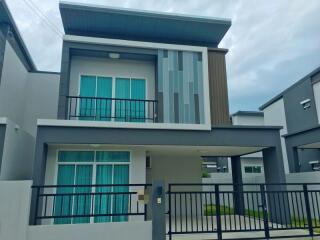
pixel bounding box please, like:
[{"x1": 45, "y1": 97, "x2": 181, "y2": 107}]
[{"x1": 59, "y1": 1, "x2": 231, "y2": 47}]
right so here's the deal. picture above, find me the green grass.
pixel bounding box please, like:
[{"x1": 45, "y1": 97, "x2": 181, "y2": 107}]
[
  {"x1": 204, "y1": 204, "x2": 234, "y2": 216},
  {"x1": 204, "y1": 204, "x2": 320, "y2": 233}
]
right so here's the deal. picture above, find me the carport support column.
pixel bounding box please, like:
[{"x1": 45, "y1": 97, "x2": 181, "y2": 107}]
[
  {"x1": 263, "y1": 146, "x2": 290, "y2": 224},
  {"x1": 152, "y1": 180, "x2": 166, "y2": 240},
  {"x1": 231, "y1": 156, "x2": 245, "y2": 215}
]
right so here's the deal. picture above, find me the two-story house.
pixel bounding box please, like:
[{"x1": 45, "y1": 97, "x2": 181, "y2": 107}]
[
  {"x1": 260, "y1": 66, "x2": 320, "y2": 173},
  {"x1": 0, "y1": 1, "x2": 301, "y2": 239},
  {"x1": 28, "y1": 2, "x2": 288, "y2": 229}
]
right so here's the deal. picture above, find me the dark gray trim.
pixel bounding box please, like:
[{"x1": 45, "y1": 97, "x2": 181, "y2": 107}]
[
  {"x1": 231, "y1": 111, "x2": 264, "y2": 117},
  {"x1": 57, "y1": 40, "x2": 157, "y2": 119},
  {"x1": 174, "y1": 93, "x2": 179, "y2": 123},
  {"x1": 30, "y1": 71, "x2": 60, "y2": 75},
  {"x1": 60, "y1": 1, "x2": 231, "y2": 47},
  {"x1": 152, "y1": 180, "x2": 166, "y2": 240},
  {"x1": 0, "y1": 24, "x2": 8, "y2": 83},
  {"x1": 231, "y1": 156, "x2": 245, "y2": 215},
  {"x1": 0, "y1": 124, "x2": 6, "y2": 174},
  {"x1": 32, "y1": 125, "x2": 284, "y2": 186},
  {"x1": 259, "y1": 65, "x2": 320, "y2": 110},
  {"x1": 284, "y1": 125, "x2": 320, "y2": 172}
]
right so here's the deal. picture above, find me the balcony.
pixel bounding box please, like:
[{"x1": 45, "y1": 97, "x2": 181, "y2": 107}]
[{"x1": 66, "y1": 96, "x2": 157, "y2": 123}]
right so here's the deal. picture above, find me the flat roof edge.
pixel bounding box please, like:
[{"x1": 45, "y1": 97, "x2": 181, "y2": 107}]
[{"x1": 59, "y1": 1, "x2": 232, "y2": 25}]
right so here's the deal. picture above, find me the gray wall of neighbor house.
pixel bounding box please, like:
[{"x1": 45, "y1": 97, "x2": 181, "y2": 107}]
[
  {"x1": 0, "y1": 119, "x2": 35, "y2": 180},
  {"x1": 0, "y1": 39, "x2": 28, "y2": 127},
  {"x1": 262, "y1": 68, "x2": 320, "y2": 173},
  {"x1": 0, "y1": 38, "x2": 60, "y2": 137},
  {"x1": 283, "y1": 77, "x2": 319, "y2": 133},
  {"x1": 23, "y1": 72, "x2": 60, "y2": 137}
]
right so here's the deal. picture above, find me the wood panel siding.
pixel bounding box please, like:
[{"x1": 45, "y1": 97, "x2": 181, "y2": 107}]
[{"x1": 208, "y1": 49, "x2": 231, "y2": 125}]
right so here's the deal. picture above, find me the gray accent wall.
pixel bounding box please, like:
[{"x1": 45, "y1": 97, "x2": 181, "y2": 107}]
[
  {"x1": 157, "y1": 49, "x2": 204, "y2": 124},
  {"x1": 283, "y1": 78, "x2": 319, "y2": 133},
  {"x1": 0, "y1": 124, "x2": 6, "y2": 173}
]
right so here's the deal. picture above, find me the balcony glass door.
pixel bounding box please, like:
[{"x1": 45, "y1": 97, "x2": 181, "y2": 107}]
[
  {"x1": 79, "y1": 75, "x2": 112, "y2": 121},
  {"x1": 115, "y1": 78, "x2": 146, "y2": 122}
]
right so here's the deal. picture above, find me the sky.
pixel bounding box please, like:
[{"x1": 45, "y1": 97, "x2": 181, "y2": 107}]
[{"x1": 6, "y1": 0, "x2": 320, "y2": 113}]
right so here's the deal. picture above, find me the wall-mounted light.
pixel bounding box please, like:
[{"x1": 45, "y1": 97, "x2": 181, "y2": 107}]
[
  {"x1": 300, "y1": 99, "x2": 311, "y2": 110},
  {"x1": 109, "y1": 53, "x2": 120, "y2": 59}
]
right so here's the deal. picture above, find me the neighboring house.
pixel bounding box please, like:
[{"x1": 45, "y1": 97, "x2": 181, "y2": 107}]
[
  {"x1": 0, "y1": 0, "x2": 60, "y2": 180},
  {"x1": 260, "y1": 66, "x2": 320, "y2": 173},
  {"x1": 203, "y1": 111, "x2": 265, "y2": 176}
]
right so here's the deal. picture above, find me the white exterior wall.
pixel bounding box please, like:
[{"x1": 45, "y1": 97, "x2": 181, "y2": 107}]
[
  {"x1": 0, "y1": 181, "x2": 32, "y2": 240},
  {"x1": 28, "y1": 221, "x2": 152, "y2": 240},
  {"x1": 69, "y1": 56, "x2": 155, "y2": 101},
  {"x1": 232, "y1": 115, "x2": 264, "y2": 126},
  {"x1": 313, "y1": 81, "x2": 320, "y2": 123},
  {"x1": 0, "y1": 41, "x2": 28, "y2": 127},
  {"x1": 231, "y1": 114, "x2": 264, "y2": 164},
  {"x1": 0, "y1": 119, "x2": 34, "y2": 180},
  {"x1": 263, "y1": 98, "x2": 289, "y2": 173},
  {"x1": 23, "y1": 72, "x2": 59, "y2": 137},
  {"x1": 0, "y1": 181, "x2": 152, "y2": 240}
]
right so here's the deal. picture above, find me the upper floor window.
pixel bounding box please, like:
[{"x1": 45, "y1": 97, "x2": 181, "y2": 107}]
[{"x1": 77, "y1": 75, "x2": 148, "y2": 122}]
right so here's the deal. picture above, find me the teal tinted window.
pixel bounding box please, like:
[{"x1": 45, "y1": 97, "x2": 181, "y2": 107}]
[
  {"x1": 96, "y1": 151, "x2": 130, "y2": 162},
  {"x1": 58, "y1": 151, "x2": 94, "y2": 162}
]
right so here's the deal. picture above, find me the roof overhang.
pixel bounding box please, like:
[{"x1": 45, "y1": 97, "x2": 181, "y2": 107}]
[
  {"x1": 59, "y1": 1, "x2": 231, "y2": 47},
  {"x1": 0, "y1": 0, "x2": 36, "y2": 71}
]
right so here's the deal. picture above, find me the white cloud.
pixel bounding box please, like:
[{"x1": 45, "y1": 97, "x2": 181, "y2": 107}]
[{"x1": 6, "y1": 0, "x2": 320, "y2": 112}]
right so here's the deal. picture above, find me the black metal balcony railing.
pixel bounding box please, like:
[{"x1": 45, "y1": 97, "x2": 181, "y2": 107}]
[
  {"x1": 66, "y1": 96, "x2": 157, "y2": 122},
  {"x1": 32, "y1": 184, "x2": 151, "y2": 225}
]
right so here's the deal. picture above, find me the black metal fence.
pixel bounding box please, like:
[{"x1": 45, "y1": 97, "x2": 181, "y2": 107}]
[
  {"x1": 32, "y1": 184, "x2": 151, "y2": 225},
  {"x1": 167, "y1": 183, "x2": 320, "y2": 239},
  {"x1": 66, "y1": 96, "x2": 157, "y2": 122}
]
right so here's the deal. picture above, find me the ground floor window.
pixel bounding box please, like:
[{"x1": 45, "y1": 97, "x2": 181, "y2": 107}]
[
  {"x1": 244, "y1": 166, "x2": 262, "y2": 173},
  {"x1": 54, "y1": 150, "x2": 130, "y2": 224}
]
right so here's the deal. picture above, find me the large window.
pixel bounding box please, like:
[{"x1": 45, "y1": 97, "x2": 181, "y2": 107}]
[
  {"x1": 55, "y1": 150, "x2": 130, "y2": 224},
  {"x1": 79, "y1": 75, "x2": 146, "y2": 122}
]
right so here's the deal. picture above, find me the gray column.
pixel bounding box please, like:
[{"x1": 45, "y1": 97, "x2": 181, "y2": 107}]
[
  {"x1": 231, "y1": 156, "x2": 245, "y2": 215},
  {"x1": 263, "y1": 146, "x2": 290, "y2": 224},
  {"x1": 152, "y1": 180, "x2": 166, "y2": 240}
]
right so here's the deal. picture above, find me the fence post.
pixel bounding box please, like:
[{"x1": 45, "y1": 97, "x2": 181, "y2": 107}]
[
  {"x1": 260, "y1": 184, "x2": 270, "y2": 239},
  {"x1": 33, "y1": 187, "x2": 40, "y2": 225},
  {"x1": 215, "y1": 185, "x2": 222, "y2": 240},
  {"x1": 152, "y1": 180, "x2": 166, "y2": 240},
  {"x1": 303, "y1": 184, "x2": 314, "y2": 237}
]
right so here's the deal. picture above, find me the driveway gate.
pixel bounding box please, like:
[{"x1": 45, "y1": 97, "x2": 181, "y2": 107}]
[{"x1": 167, "y1": 183, "x2": 320, "y2": 239}]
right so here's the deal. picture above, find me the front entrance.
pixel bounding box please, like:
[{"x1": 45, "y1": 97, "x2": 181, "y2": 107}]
[{"x1": 167, "y1": 183, "x2": 320, "y2": 239}]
